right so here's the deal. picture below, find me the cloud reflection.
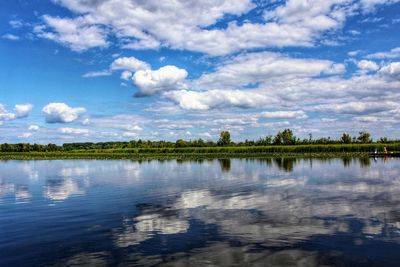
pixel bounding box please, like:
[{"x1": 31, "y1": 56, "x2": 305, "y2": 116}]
[
  {"x1": 114, "y1": 204, "x2": 189, "y2": 248},
  {"x1": 43, "y1": 178, "x2": 87, "y2": 201}
]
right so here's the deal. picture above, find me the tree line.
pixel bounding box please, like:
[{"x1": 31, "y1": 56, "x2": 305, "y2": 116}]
[{"x1": 0, "y1": 129, "x2": 396, "y2": 152}]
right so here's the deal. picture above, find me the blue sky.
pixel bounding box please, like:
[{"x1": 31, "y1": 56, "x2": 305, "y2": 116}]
[{"x1": 1, "y1": 0, "x2": 400, "y2": 144}]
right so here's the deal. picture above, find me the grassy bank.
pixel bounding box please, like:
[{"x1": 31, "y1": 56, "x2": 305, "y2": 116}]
[
  {"x1": 1, "y1": 143, "x2": 397, "y2": 160},
  {"x1": 0, "y1": 152, "x2": 372, "y2": 160}
]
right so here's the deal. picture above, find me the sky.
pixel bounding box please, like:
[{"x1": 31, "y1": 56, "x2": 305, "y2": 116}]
[{"x1": 1, "y1": 0, "x2": 400, "y2": 144}]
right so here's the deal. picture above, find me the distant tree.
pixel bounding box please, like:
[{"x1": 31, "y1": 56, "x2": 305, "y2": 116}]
[
  {"x1": 273, "y1": 129, "x2": 296, "y2": 145},
  {"x1": 357, "y1": 131, "x2": 372, "y2": 143},
  {"x1": 340, "y1": 133, "x2": 352, "y2": 144},
  {"x1": 379, "y1": 137, "x2": 389, "y2": 143},
  {"x1": 217, "y1": 131, "x2": 231, "y2": 146},
  {"x1": 175, "y1": 139, "x2": 188, "y2": 148},
  {"x1": 316, "y1": 137, "x2": 330, "y2": 144}
]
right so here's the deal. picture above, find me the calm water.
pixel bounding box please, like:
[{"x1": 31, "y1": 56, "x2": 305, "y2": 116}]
[{"x1": 1, "y1": 158, "x2": 400, "y2": 266}]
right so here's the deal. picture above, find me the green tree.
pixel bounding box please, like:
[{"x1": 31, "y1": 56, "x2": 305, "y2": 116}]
[
  {"x1": 273, "y1": 129, "x2": 296, "y2": 145},
  {"x1": 217, "y1": 131, "x2": 231, "y2": 146},
  {"x1": 357, "y1": 131, "x2": 372, "y2": 143},
  {"x1": 379, "y1": 137, "x2": 389, "y2": 143},
  {"x1": 340, "y1": 133, "x2": 352, "y2": 144}
]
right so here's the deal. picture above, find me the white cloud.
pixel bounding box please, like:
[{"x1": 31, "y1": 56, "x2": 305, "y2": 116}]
[
  {"x1": 164, "y1": 89, "x2": 275, "y2": 110},
  {"x1": 120, "y1": 71, "x2": 132, "y2": 81},
  {"x1": 81, "y1": 118, "x2": 90, "y2": 125},
  {"x1": 122, "y1": 132, "x2": 138, "y2": 138},
  {"x1": 313, "y1": 101, "x2": 399, "y2": 114},
  {"x1": 261, "y1": 110, "x2": 308, "y2": 119},
  {"x1": 58, "y1": 127, "x2": 90, "y2": 135},
  {"x1": 194, "y1": 52, "x2": 345, "y2": 89},
  {"x1": 357, "y1": 60, "x2": 379, "y2": 72},
  {"x1": 82, "y1": 70, "x2": 111, "y2": 78},
  {"x1": 379, "y1": 62, "x2": 400, "y2": 80},
  {"x1": 28, "y1": 125, "x2": 40, "y2": 131},
  {"x1": 42, "y1": 103, "x2": 86, "y2": 123},
  {"x1": 18, "y1": 133, "x2": 32, "y2": 138},
  {"x1": 0, "y1": 103, "x2": 33, "y2": 122},
  {"x1": 39, "y1": 0, "x2": 397, "y2": 55},
  {"x1": 348, "y1": 50, "x2": 362, "y2": 57},
  {"x1": 9, "y1": 20, "x2": 24, "y2": 29},
  {"x1": 354, "y1": 115, "x2": 378, "y2": 122},
  {"x1": 133, "y1": 65, "x2": 188, "y2": 96},
  {"x1": 35, "y1": 15, "x2": 108, "y2": 52},
  {"x1": 14, "y1": 104, "x2": 33, "y2": 118},
  {"x1": 0, "y1": 105, "x2": 16, "y2": 121},
  {"x1": 366, "y1": 47, "x2": 400, "y2": 59},
  {"x1": 2, "y1": 34, "x2": 19, "y2": 41},
  {"x1": 84, "y1": 57, "x2": 149, "y2": 79},
  {"x1": 360, "y1": 0, "x2": 400, "y2": 12},
  {"x1": 125, "y1": 125, "x2": 143, "y2": 131},
  {"x1": 110, "y1": 57, "x2": 150, "y2": 72}
]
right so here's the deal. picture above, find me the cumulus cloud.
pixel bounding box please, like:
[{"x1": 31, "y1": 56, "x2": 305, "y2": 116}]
[
  {"x1": 357, "y1": 60, "x2": 379, "y2": 73},
  {"x1": 0, "y1": 103, "x2": 33, "y2": 122},
  {"x1": 164, "y1": 89, "x2": 275, "y2": 110},
  {"x1": 14, "y1": 104, "x2": 33, "y2": 118},
  {"x1": 37, "y1": 0, "x2": 397, "y2": 55},
  {"x1": 194, "y1": 52, "x2": 345, "y2": 89},
  {"x1": 379, "y1": 62, "x2": 400, "y2": 80},
  {"x1": 83, "y1": 56, "x2": 149, "y2": 79},
  {"x1": 28, "y1": 125, "x2": 40, "y2": 131},
  {"x1": 0, "y1": 104, "x2": 16, "y2": 121},
  {"x1": 42, "y1": 103, "x2": 86, "y2": 123},
  {"x1": 120, "y1": 70, "x2": 132, "y2": 81},
  {"x1": 110, "y1": 57, "x2": 150, "y2": 72},
  {"x1": 133, "y1": 65, "x2": 188, "y2": 96},
  {"x1": 261, "y1": 110, "x2": 308, "y2": 119},
  {"x1": 35, "y1": 15, "x2": 108, "y2": 52}
]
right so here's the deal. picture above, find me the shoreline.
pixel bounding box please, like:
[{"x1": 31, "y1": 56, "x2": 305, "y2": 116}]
[{"x1": 0, "y1": 152, "x2": 373, "y2": 160}]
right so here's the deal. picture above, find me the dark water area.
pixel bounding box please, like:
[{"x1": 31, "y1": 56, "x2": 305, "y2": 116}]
[{"x1": 1, "y1": 157, "x2": 400, "y2": 266}]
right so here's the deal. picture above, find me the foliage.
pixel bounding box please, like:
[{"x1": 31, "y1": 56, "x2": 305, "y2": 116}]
[
  {"x1": 357, "y1": 131, "x2": 372, "y2": 143},
  {"x1": 340, "y1": 133, "x2": 352, "y2": 144},
  {"x1": 273, "y1": 129, "x2": 296, "y2": 145},
  {"x1": 0, "y1": 128, "x2": 396, "y2": 154},
  {"x1": 217, "y1": 131, "x2": 231, "y2": 146}
]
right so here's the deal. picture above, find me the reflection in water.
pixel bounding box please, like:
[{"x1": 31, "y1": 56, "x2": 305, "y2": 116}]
[
  {"x1": 274, "y1": 157, "x2": 297, "y2": 172},
  {"x1": 124, "y1": 243, "x2": 324, "y2": 267},
  {"x1": 15, "y1": 185, "x2": 31, "y2": 203},
  {"x1": 43, "y1": 178, "x2": 87, "y2": 201},
  {"x1": 218, "y1": 159, "x2": 231, "y2": 172},
  {"x1": 1, "y1": 158, "x2": 400, "y2": 266},
  {"x1": 115, "y1": 204, "x2": 189, "y2": 248}
]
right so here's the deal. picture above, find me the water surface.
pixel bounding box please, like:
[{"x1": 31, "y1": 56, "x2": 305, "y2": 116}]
[{"x1": 1, "y1": 158, "x2": 400, "y2": 266}]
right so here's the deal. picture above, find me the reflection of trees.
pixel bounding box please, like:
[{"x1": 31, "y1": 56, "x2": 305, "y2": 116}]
[
  {"x1": 341, "y1": 156, "x2": 352, "y2": 167},
  {"x1": 358, "y1": 157, "x2": 371, "y2": 167},
  {"x1": 274, "y1": 158, "x2": 296, "y2": 172},
  {"x1": 56, "y1": 252, "x2": 111, "y2": 267},
  {"x1": 218, "y1": 159, "x2": 231, "y2": 172},
  {"x1": 124, "y1": 243, "x2": 323, "y2": 267}
]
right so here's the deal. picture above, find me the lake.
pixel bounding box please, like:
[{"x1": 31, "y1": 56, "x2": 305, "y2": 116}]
[{"x1": 1, "y1": 158, "x2": 400, "y2": 266}]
